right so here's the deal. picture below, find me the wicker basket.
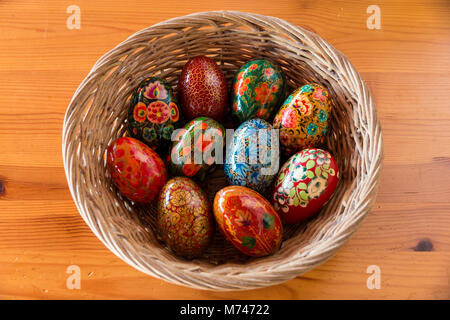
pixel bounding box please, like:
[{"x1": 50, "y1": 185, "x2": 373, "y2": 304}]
[{"x1": 62, "y1": 11, "x2": 383, "y2": 291}]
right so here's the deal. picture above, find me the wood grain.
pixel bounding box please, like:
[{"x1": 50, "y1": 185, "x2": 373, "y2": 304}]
[{"x1": 0, "y1": 0, "x2": 449, "y2": 299}]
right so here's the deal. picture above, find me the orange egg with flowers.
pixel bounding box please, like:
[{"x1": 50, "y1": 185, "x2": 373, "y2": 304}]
[
  {"x1": 213, "y1": 186, "x2": 283, "y2": 257},
  {"x1": 273, "y1": 83, "x2": 332, "y2": 156}
]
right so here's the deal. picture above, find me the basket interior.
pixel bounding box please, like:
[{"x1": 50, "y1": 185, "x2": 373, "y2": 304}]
[{"x1": 70, "y1": 17, "x2": 361, "y2": 273}]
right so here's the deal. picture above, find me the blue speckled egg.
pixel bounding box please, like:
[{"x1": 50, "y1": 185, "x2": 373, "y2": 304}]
[{"x1": 224, "y1": 119, "x2": 279, "y2": 195}]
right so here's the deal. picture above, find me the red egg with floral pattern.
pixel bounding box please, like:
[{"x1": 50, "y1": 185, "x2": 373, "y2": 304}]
[
  {"x1": 213, "y1": 186, "x2": 283, "y2": 257},
  {"x1": 272, "y1": 148, "x2": 339, "y2": 224},
  {"x1": 158, "y1": 177, "x2": 214, "y2": 259},
  {"x1": 178, "y1": 56, "x2": 228, "y2": 121},
  {"x1": 106, "y1": 137, "x2": 167, "y2": 203}
]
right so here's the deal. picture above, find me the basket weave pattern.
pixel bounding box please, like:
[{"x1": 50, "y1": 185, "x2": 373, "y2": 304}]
[{"x1": 62, "y1": 11, "x2": 383, "y2": 290}]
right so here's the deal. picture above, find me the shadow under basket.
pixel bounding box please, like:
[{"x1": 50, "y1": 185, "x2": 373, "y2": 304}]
[{"x1": 62, "y1": 11, "x2": 383, "y2": 291}]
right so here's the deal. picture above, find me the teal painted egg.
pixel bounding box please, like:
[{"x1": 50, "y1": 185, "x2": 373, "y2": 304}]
[
  {"x1": 169, "y1": 117, "x2": 225, "y2": 181},
  {"x1": 231, "y1": 59, "x2": 285, "y2": 124},
  {"x1": 127, "y1": 77, "x2": 182, "y2": 152},
  {"x1": 224, "y1": 119, "x2": 279, "y2": 195}
]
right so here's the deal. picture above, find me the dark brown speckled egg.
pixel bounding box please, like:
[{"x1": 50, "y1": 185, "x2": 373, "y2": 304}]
[{"x1": 178, "y1": 56, "x2": 228, "y2": 122}]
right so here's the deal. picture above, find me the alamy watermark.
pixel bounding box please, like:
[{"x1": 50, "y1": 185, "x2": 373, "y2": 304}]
[
  {"x1": 366, "y1": 265, "x2": 381, "y2": 289},
  {"x1": 66, "y1": 5, "x2": 81, "y2": 30},
  {"x1": 66, "y1": 265, "x2": 81, "y2": 290},
  {"x1": 367, "y1": 5, "x2": 381, "y2": 30},
  {"x1": 170, "y1": 124, "x2": 280, "y2": 176}
]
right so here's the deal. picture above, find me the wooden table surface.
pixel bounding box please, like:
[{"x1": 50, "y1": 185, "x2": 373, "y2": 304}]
[{"x1": 0, "y1": 0, "x2": 449, "y2": 300}]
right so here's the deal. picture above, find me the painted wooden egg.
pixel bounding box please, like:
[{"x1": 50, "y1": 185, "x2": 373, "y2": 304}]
[
  {"x1": 271, "y1": 148, "x2": 339, "y2": 224},
  {"x1": 213, "y1": 186, "x2": 283, "y2": 257},
  {"x1": 157, "y1": 177, "x2": 214, "y2": 259},
  {"x1": 273, "y1": 83, "x2": 332, "y2": 155},
  {"x1": 106, "y1": 137, "x2": 168, "y2": 203},
  {"x1": 127, "y1": 77, "x2": 182, "y2": 152},
  {"x1": 231, "y1": 59, "x2": 285, "y2": 124},
  {"x1": 178, "y1": 55, "x2": 228, "y2": 122},
  {"x1": 224, "y1": 119, "x2": 279, "y2": 195},
  {"x1": 169, "y1": 117, "x2": 225, "y2": 181}
]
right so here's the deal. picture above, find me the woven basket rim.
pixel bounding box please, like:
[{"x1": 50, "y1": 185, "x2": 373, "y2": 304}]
[{"x1": 62, "y1": 10, "x2": 384, "y2": 291}]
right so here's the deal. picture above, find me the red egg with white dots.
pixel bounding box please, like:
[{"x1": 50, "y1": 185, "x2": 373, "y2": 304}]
[
  {"x1": 106, "y1": 137, "x2": 167, "y2": 203},
  {"x1": 178, "y1": 55, "x2": 228, "y2": 121}
]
